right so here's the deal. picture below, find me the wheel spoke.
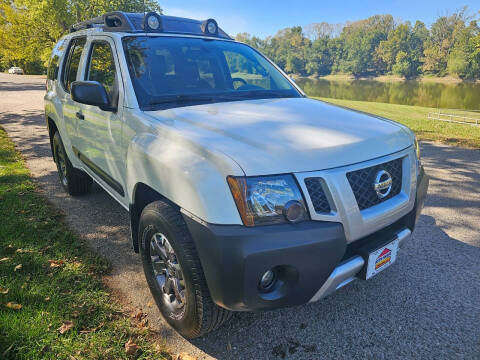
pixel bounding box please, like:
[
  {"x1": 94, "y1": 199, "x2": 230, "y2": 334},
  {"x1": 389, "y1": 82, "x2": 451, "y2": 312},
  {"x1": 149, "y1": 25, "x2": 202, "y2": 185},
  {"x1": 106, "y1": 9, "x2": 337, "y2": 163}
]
[
  {"x1": 149, "y1": 232, "x2": 186, "y2": 311},
  {"x1": 151, "y1": 237, "x2": 168, "y2": 263},
  {"x1": 151, "y1": 258, "x2": 166, "y2": 274}
]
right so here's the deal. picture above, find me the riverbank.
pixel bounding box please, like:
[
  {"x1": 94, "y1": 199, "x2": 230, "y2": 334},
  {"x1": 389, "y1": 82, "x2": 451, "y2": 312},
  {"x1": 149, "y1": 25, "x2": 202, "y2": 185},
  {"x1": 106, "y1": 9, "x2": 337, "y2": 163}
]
[
  {"x1": 293, "y1": 74, "x2": 480, "y2": 84},
  {"x1": 314, "y1": 97, "x2": 480, "y2": 149}
]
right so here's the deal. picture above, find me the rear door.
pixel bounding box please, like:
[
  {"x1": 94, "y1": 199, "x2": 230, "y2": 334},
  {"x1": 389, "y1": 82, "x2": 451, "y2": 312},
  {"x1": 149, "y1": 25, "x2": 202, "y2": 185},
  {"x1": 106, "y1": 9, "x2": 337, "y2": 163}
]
[
  {"x1": 60, "y1": 37, "x2": 87, "y2": 154},
  {"x1": 74, "y1": 37, "x2": 126, "y2": 200}
]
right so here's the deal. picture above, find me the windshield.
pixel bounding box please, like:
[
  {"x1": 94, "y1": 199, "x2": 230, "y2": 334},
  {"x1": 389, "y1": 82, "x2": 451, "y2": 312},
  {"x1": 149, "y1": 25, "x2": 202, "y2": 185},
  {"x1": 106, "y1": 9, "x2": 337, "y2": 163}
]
[{"x1": 122, "y1": 36, "x2": 302, "y2": 110}]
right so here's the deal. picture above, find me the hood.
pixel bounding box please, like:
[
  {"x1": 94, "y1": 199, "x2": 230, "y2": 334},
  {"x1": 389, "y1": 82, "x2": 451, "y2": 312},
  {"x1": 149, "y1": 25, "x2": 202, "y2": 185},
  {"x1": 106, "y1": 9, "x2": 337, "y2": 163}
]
[{"x1": 147, "y1": 97, "x2": 413, "y2": 175}]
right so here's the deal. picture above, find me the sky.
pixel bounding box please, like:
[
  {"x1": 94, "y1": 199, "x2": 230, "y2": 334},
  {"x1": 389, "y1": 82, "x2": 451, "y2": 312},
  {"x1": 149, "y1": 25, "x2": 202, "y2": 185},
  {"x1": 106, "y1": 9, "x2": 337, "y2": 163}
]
[{"x1": 159, "y1": 0, "x2": 479, "y2": 38}]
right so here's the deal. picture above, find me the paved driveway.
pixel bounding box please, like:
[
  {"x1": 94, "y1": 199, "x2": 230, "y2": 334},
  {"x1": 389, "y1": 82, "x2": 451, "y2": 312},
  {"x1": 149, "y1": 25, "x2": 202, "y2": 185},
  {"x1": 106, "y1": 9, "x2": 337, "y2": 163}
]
[{"x1": 1, "y1": 73, "x2": 479, "y2": 359}]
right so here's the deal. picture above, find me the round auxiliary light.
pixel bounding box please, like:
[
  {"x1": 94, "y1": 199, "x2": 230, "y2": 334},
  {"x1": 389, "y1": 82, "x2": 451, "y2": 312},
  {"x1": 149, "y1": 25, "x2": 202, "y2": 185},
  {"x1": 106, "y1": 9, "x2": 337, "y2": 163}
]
[
  {"x1": 202, "y1": 18, "x2": 218, "y2": 35},
  {"x1": 283, "y1": 200, "x2": 307, "y2": 223},
  {"x1": 144, "y1": 12, "x2": 162, "y2": 31},
  {"x1": 259, "y1": 270, "x2": 276, "y2": 290}
]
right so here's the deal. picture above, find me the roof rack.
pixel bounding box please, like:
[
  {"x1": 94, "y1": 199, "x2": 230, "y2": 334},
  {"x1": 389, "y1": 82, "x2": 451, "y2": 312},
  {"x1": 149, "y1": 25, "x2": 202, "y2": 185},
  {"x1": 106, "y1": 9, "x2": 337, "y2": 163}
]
[{"x1": 69, "y1": 11, "x2": 231, "y2": 39}]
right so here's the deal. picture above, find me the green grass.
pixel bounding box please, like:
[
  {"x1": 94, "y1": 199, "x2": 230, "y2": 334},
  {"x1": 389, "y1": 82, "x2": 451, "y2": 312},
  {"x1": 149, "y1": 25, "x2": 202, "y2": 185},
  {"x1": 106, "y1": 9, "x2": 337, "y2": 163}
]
[
  {"x1": 314, "y1": 97, "x2": 480, "y2": 148},
  {"x1": 0, "y1": 126, "x2": 170, "y2": 359}
]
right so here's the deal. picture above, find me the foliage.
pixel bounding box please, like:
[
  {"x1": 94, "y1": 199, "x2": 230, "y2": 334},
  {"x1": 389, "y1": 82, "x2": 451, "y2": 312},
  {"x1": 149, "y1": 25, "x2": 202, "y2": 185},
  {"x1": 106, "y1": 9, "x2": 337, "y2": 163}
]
[
  {"x1": 0, "y1": 0, "x2": 161, "y2": 73},
  {"x1": 237, "y1": 7, "x2": 480, "y2": 80},
  {"x1": 0, "y1": 127, "x2": 170, "y2": 359}
]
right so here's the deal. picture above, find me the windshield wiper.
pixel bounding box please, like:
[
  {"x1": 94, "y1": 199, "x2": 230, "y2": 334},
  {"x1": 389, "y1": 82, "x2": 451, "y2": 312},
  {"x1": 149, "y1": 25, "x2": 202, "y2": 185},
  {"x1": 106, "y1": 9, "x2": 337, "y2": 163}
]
[
  {"x1": 149, "y1": 94, "x2": 216, "y2": 106},
  {"x1": 147, "y1": 91, "x2": 298, "y2": 109}
]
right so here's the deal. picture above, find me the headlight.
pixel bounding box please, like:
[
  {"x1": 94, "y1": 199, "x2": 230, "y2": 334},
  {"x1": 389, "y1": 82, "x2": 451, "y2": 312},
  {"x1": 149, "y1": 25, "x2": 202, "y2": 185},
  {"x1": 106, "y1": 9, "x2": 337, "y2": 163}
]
[{"x1": 227, "y1": 175, "x2": 308, "y2": 226}]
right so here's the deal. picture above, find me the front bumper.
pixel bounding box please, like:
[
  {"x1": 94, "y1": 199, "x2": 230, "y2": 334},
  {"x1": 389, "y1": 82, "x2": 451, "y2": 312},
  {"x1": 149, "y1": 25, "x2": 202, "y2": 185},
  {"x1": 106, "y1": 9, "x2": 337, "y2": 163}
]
[{"x1": 184, "y1": 165, "x2": 429, "y2": 311}]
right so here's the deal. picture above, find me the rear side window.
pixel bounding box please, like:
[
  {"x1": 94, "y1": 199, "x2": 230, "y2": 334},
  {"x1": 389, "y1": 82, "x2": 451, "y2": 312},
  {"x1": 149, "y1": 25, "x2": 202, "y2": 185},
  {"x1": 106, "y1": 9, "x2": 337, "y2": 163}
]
[
  {"x1": 86, "y1": 41, "x2": 117, "y2": 103},
  {"x1": 47, "y1": 39, "x2": 67, "y2": 81},
  {"x1": 62, "y1": 37, "x2": 86, "y2": 92}
]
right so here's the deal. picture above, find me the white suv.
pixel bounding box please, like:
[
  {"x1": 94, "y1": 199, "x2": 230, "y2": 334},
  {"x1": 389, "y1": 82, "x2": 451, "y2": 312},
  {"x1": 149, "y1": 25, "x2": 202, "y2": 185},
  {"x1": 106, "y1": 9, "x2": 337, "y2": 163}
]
[{"x1": 44, "y1": 11, "x2": 428, "y2": 338}]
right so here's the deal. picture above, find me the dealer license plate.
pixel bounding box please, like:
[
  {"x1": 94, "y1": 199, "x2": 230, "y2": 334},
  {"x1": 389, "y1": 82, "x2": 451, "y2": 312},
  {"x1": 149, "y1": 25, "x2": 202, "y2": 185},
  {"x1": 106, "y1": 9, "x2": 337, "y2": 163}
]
[{"x1": 365, "y1": 239, "x2": 399, "y2": 280}]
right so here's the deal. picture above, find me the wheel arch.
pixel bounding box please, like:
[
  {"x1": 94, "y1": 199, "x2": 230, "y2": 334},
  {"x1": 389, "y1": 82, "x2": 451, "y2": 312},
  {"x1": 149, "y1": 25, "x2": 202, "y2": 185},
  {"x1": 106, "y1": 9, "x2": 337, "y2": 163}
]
[
  {"x1": 46, "y1": 116, "x2": 58, "y2": 160},
  {"x1": 129, "y1": 182, "x2": 180, "y2": 253}
]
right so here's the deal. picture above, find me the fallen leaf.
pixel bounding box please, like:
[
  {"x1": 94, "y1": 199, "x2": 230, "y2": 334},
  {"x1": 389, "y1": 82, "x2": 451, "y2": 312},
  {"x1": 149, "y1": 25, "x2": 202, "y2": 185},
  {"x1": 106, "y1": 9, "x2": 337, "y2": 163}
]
[
  {"x1": 125, "y1": 339, "x2": 138, "y2": 355},
  {"x1": 14, "y1": 264, "x2": 22, "y2": 271},
  {"x1": 80, "y1": 322, "x2": 104, "y2": 334},
  {"x1": 147, "y1": 301, "x2": 154, "y2": 307},
  {"x1": 16, "y1": 248, "x2": 33, "y2": 254},
  {"x1": 6, "y1": 302, "x2": 22, "y2": 310},
  {"x1": 48, "y1": 260, "x2": 64, "y2": 268},
  {"x1": 71, "y1": 310, "x2": 80, "y2": 318},
  {"x1": 176, "y1": 352, "x2": 197, "y2": 360},
  {"x1": 133, "y1": 309, "x2": 144, "y2": 319},
  {"x1": 0, "y1": 257, "x2": 10, "y2": 262},
  {"x1": 21, "y1": 282, "x2": 27, "y2": 289},
  {"x1": 44, "y1": 296, "x2": 51, "y2": 302},
  {"x1": 57, "y1": 321, "x2": 74, "y2": 334},
  {"x1": 138, "y1": 318, "x2": 148, "y2": 328},
  {"x1": 0, "y1": 286, "x2": 9, "y2": 294}
]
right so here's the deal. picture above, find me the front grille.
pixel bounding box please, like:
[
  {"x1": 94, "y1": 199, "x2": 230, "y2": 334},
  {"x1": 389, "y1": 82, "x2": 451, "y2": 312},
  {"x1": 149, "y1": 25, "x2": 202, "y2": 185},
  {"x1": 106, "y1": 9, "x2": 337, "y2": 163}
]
[
  {"x1": 346, "y1": 158, "x2": 403, "y2": 210},
  {"x1": 304, "y1": 177, "x2": 331, "y2": 214}
]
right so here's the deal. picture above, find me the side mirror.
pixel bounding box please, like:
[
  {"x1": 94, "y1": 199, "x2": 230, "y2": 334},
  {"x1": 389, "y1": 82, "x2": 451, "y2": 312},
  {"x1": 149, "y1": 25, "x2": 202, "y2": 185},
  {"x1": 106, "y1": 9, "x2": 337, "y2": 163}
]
[{"x1": 71, "y1": 81, "x2": 116, "y2": 112}]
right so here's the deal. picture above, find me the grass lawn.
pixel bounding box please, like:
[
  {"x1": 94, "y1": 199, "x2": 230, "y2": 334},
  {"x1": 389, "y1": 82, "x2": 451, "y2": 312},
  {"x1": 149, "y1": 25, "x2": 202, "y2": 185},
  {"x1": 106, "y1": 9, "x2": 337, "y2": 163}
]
[
  {"x1": 0, "y1": 126, "x2": 169, "y2": 359},
  {"x1": 314, "y1": 97, "x2": 480, "y2": 149}
]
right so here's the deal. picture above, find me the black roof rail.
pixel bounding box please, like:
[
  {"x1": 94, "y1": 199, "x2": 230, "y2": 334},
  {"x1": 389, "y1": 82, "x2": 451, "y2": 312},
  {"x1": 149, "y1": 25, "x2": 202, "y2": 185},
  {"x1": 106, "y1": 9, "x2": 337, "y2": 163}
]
[{"x1": 69, "y1": 11, "x2": 232, "y2": 39}]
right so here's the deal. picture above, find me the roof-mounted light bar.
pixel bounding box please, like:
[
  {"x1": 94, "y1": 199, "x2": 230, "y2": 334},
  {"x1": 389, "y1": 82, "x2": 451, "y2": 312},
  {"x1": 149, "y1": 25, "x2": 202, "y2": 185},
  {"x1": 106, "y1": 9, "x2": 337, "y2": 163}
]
[{"x1": 70, "y1": 12, "x2": 231, "y2": 39}]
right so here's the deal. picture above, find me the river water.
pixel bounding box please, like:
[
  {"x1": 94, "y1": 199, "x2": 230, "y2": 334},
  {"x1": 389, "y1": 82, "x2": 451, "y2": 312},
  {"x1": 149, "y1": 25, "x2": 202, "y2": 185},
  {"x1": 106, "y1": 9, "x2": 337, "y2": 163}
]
[{"x1": 295, "y1": 78, "x2": 480, "y2": 110}]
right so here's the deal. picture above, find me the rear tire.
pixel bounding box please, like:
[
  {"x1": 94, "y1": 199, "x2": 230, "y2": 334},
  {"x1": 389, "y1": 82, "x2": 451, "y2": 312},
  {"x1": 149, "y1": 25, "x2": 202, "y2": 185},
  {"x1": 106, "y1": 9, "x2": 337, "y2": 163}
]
[
  {"x1": 139, "y1": 200, "x2": 231, "y2": 338},
  {"x1": 52, "y1": 131, "x2": 92, "y2": 196}
]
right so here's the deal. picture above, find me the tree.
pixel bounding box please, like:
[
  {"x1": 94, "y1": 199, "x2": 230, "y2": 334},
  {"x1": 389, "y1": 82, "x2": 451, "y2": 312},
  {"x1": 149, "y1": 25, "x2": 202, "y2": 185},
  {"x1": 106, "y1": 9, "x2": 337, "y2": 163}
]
[
  {"x1": 447, "y1": 20, "x2": 480, "y2": 78},
  {"x1": 0, "y1": 0, "x2": 161, "y2": 73},
  {"x1": 376, "y1": 21, "x2": 427, "y2": 77},
  {"x1": 336, "y1": 15, "x2": 395, "y2": 76},
  {"x1": 422, "y1": 7, "x2": 472, "y2": 75}
]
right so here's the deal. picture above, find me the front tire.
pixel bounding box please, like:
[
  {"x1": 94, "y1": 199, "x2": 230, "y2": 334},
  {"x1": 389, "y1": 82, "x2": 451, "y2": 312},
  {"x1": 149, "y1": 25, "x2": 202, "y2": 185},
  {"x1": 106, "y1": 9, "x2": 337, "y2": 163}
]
[
  {"x1": 139, "y1": 200, "x2": 231, "y2": 338},
  {"x1": 52, "y1": 131, "x2": 92, "y2": 196}
]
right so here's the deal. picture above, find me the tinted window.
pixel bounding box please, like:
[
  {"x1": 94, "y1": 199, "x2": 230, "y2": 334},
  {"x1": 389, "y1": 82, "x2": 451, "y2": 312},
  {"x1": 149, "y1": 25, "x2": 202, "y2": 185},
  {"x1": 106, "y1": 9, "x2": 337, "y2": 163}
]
[
  {"x1": 63, "y1": 37, "x2": 86, "y2": 92},
  {"x1": 123, "y1": 37, "x2": 300, "y2": 110},
  {"x1": 47, "y1": 39, "x2": 67, "y2": 81},
  {"x1": 86, "y1": 42, "x2": 117, "y2": 103}
]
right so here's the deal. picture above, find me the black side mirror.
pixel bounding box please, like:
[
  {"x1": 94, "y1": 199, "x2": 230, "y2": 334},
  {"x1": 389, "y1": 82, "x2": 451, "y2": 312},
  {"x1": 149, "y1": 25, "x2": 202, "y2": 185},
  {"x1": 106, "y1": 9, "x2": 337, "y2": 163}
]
[{"x1": 71, "y1": 81, "x2": 116, "y2": 112}]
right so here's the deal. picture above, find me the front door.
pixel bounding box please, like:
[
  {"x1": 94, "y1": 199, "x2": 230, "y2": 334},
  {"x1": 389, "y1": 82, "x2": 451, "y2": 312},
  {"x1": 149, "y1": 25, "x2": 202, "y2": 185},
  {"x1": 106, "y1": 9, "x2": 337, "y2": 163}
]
[{"x1": 74, "y1": 38, "x2": 126, "y2": 200}]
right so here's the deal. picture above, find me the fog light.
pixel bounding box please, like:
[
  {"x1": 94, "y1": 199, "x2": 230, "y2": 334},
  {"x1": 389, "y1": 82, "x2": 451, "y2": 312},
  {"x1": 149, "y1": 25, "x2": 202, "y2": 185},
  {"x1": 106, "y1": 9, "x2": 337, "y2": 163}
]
[
  {"x1": 283, "y1": 200, "x2": 307, "y2": 223},
  {"x1": 259, "y1": 270, "x2": 276, "y2": 290}
]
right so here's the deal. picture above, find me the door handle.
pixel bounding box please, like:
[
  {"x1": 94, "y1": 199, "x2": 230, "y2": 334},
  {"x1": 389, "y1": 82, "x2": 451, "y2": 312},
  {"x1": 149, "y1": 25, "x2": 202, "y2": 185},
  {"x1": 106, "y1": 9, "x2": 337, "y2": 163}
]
[{"x1": 75, "y1": 111, "x2": 84, "y2": 120}]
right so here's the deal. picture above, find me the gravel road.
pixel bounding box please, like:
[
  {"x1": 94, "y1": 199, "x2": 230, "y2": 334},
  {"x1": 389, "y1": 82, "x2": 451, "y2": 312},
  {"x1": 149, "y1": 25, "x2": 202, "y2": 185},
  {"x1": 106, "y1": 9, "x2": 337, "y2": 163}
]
[{"x1": 1, "y1": 73, "x2": 479, "y2": 360}]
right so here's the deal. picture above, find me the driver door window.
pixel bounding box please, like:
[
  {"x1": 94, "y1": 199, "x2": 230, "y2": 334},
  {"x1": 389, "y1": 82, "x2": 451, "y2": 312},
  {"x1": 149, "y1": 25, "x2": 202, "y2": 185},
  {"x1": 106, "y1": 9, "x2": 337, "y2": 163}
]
[{"x1": 86, "y1": 42, "x2": 117, "y2": 104}]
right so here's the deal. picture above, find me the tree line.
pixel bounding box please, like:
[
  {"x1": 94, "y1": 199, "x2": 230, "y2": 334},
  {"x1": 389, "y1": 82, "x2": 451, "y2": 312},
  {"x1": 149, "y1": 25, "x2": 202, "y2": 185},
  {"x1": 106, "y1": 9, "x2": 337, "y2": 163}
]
[
  {"x1": 237, "y1": 7, "x2": 480, "y2": 80},
  {"x1": 1, "y1": 2, "x2": 478, "y2": 79},
  {"x1": 0, "y1": 0, "x2": 161, "y2": 74}
]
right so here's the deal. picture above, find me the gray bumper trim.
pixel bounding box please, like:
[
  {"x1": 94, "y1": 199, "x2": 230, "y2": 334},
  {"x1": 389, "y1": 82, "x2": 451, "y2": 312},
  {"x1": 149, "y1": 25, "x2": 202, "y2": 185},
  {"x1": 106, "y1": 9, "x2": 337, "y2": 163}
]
[{"x1": 309, "y1": 227, "x2": 411, "y2": 302}]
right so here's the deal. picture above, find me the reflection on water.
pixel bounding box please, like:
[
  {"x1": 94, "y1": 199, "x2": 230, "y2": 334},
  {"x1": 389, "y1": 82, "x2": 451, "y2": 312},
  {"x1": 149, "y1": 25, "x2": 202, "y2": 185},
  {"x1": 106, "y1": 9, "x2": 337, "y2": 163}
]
[{"x1": 296, "y1": 78, "x2": 480, "y2": 110}]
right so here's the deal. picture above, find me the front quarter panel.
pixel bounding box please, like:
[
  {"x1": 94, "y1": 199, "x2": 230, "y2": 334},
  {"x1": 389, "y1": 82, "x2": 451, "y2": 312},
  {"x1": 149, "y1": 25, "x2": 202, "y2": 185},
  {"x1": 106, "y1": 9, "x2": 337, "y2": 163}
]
[{"x1": 124, "y1": 109, "x2": 244, "y2": 225}]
